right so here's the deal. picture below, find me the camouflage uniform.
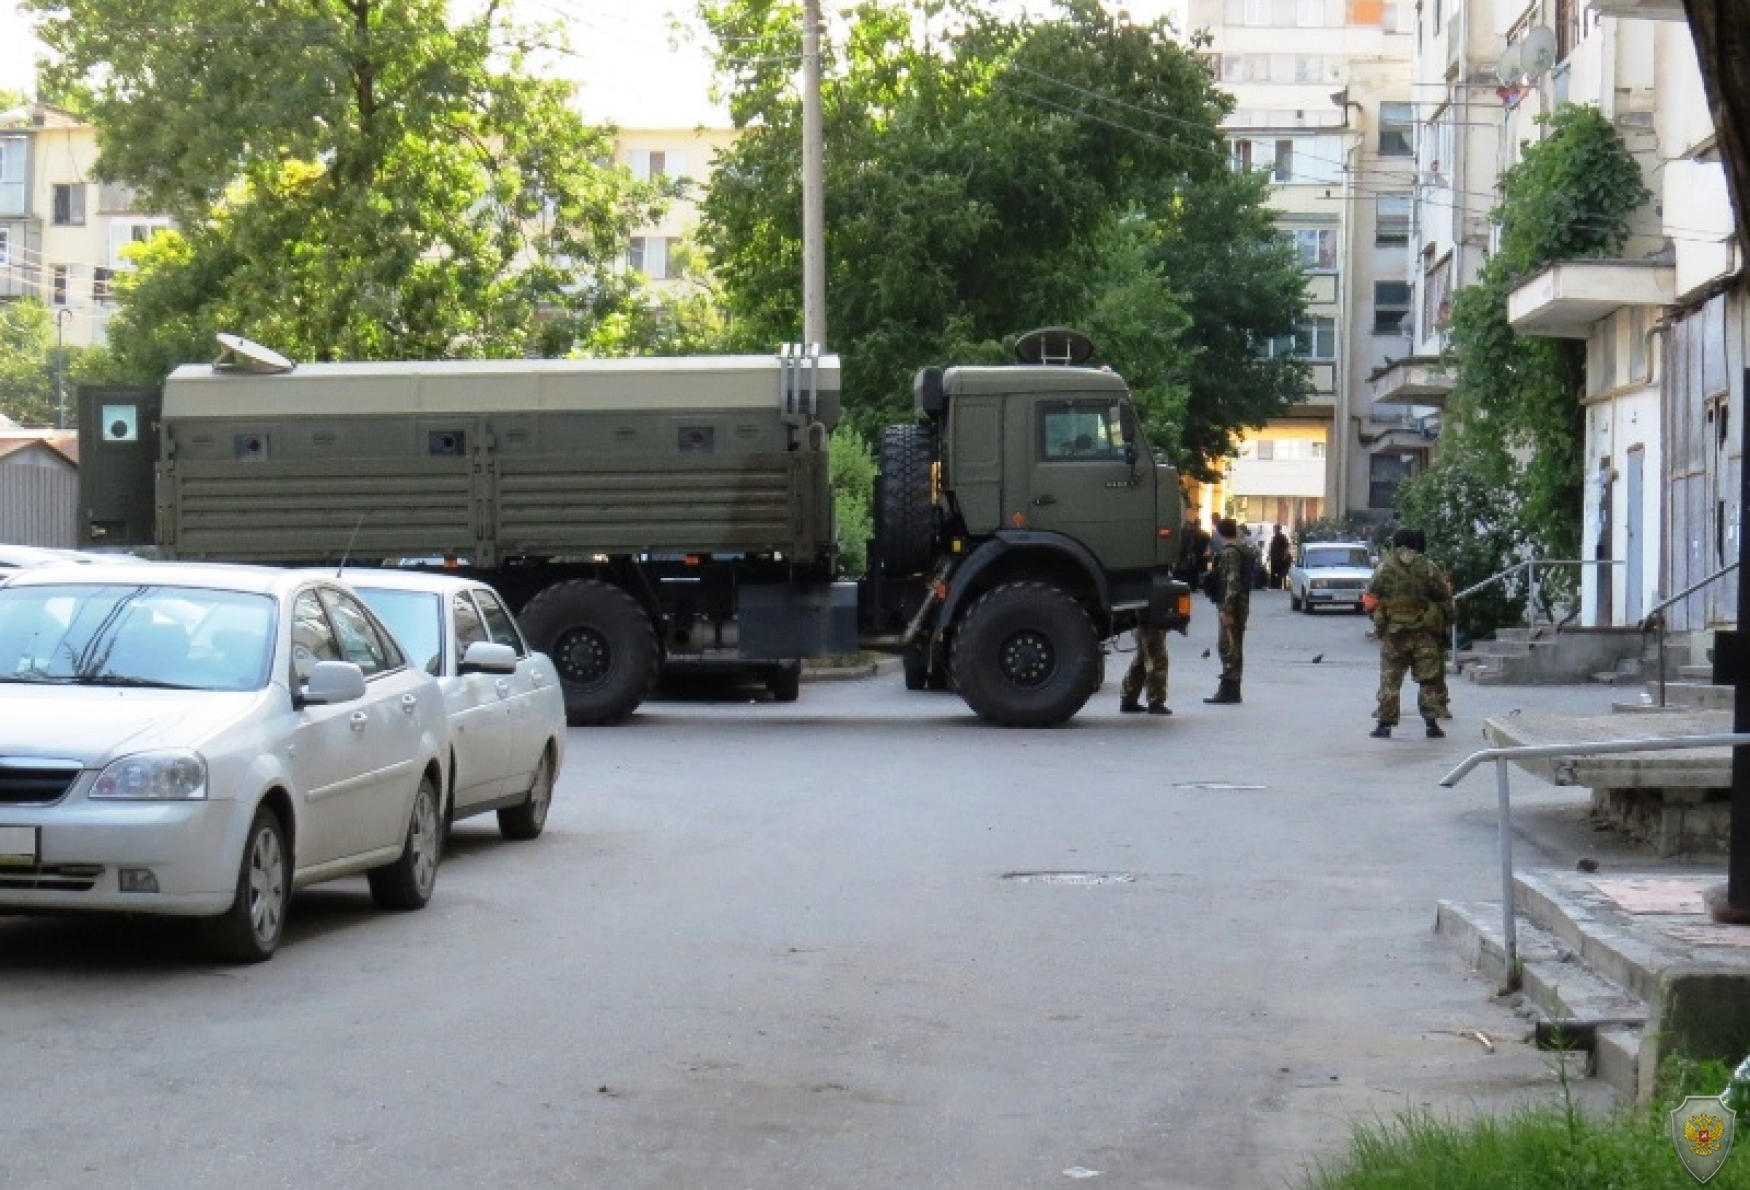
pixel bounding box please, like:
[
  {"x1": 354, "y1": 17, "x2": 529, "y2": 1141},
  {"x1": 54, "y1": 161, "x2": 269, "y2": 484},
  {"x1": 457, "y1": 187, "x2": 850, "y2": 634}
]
[
  {"x1": 1214, "y1": 538, "x2": 1257, "y2": 684},
  {"x1": 1120, "y1": 627, "x2": 1169, "y2": 708},
  {"x1": 1367, "y1": 546, "x2": 1455, "y2": 724}
]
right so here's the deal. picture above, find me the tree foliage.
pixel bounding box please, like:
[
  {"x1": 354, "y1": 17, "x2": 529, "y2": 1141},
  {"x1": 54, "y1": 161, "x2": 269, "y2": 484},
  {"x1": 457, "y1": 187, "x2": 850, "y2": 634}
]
[
  {"x1": 1433, "y1": 104, "x2": 1649, "y2": 565},
  {"x1": 694, "y1": 0, "x2": 1309, "y2": 471},
  {"x1": 25, "y1": 0, "x2": 671, "y2": 379},
  {"x1": 0, "y1": 300, "x2": 61, "y2": 427}
]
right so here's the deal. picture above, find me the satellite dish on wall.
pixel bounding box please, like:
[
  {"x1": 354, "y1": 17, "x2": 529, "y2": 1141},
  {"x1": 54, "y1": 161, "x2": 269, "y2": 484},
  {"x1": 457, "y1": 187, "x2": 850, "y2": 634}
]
[
  {"x1": 1493, "y1": 41, "x2": 1524, "y2": 85},
  {"x1": 213, "y1": 333, "x2": 295, "y2": 375},
  {"x1": 1521, "y1": 25, "x2": 1558, "y2": 78}
]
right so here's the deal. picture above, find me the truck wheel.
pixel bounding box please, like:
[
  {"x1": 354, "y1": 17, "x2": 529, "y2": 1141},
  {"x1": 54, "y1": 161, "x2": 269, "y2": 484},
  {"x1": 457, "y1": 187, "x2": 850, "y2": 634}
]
[
  {"x1": 765, "y1": 661, "x2": 802, "y2": 703},
  {"x1": 951, "y1": 582, "x2": 1101, "y2": 727},
  {"x1": 519, "y1": 580, "x2": 659, "y2": 724},
  {"x1": 874, "y1": 423, "x2": 936, "y2": 577}
]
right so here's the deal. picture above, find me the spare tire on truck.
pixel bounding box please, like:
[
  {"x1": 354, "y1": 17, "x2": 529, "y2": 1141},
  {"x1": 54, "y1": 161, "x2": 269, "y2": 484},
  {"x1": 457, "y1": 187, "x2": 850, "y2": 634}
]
[
  {"x1": 950, "y1": 581, "x2": 1101, "y2": 727},
  {"x1": 518, "y1": 579, "x2": 659, "y2": 725},
  {"x1": 874, "y1": 423, "x2": 937, "y2": 577}
]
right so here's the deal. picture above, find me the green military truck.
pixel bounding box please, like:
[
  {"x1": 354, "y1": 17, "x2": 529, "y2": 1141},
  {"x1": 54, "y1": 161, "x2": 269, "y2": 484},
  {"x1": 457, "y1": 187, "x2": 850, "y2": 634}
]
[{"x1": 79, "y1": 331, "x2": 1192, "y2": 727}]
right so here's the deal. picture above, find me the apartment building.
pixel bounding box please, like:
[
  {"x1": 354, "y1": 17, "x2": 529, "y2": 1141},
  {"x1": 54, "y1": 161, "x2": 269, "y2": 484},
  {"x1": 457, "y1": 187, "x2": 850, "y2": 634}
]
[
  {"x1": 0, "y1": 103, "x2": 172, "y2": 350},
  {"x1": 1389, "y1": 0, "x2": 1738, "y2": 630},
  {"x1": 613, "y1": 125, "x2": 738, "y2": 298},
  {"x1": 1188, "y1": 0, "x2": 1416, "y2": 530}
]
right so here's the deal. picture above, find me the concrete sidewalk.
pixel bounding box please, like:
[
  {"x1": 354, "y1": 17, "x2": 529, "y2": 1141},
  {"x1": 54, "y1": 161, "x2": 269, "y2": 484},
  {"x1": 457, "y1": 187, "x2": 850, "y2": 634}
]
[{"x1": 1435, "y1": 702, "x2": 1750, "y2": 1103}]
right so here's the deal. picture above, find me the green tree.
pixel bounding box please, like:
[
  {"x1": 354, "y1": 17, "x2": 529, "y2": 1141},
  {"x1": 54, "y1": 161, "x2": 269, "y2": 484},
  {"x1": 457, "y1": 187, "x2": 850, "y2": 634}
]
[
  {"x1": 0, "y1": 299, "x2": 62, "y2": 427},
  {"x1": 695, "y1": 0, "x2": 1308, "y2": 470},
  {"x1": 1438, "y1": 104, "x2": 1649, "y2": 563},
  {"x1": 26, "y1": 0, "x2": 673, "y2": 380}
]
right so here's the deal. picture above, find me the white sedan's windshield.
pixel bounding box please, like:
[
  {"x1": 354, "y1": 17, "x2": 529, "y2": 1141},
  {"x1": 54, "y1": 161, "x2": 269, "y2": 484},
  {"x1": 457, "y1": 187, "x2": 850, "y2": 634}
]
[
  {"x1": 1304, "y1": 547, "x2": 1370, "y2": 569},
  {"x1": 0, "y1": 583, "x2": 274, "y2": 691}
]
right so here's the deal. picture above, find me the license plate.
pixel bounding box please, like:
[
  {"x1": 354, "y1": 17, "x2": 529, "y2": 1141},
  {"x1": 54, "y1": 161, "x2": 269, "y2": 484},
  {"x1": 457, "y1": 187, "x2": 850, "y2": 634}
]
[{"x1": 0, "y1": 826, "x2": 39, "y2": 868}]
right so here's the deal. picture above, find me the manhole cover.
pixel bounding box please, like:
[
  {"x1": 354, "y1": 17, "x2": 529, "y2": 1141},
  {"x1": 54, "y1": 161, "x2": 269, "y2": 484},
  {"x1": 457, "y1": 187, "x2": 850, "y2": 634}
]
[
  {"x1": 1173, "y1": 782, "x2": 1270, "y2": 791},
  {"x1": 1002, "y1": 871, "x2": 1135, "y2": 886}
]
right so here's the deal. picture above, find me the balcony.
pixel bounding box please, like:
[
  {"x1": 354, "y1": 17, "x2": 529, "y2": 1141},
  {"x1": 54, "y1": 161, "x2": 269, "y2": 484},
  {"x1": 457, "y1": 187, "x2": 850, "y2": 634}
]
[
  {"x1": 1367, "y1": 355, "x2": 1454, "y2": 408},
  {"x1": 1507, "y1": 260, "x2": 1676, "y2": 339},
  {"x1": 1586, "y1": 0, "x2": 1684, "y2": 19}
]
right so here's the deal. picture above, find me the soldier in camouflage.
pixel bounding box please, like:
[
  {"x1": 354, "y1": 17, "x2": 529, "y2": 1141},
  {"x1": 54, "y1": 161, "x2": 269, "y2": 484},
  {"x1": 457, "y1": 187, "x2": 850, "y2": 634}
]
[
  {"x1": 1363, "y1": 527, "x2": 1456, "y2": 739},
  {"x1": 1119, "y1": 627, "x2": 1171, "y2": 715},
  {"x1": 1203, "y1": 518, "x2": 1255, "y2": 705}
]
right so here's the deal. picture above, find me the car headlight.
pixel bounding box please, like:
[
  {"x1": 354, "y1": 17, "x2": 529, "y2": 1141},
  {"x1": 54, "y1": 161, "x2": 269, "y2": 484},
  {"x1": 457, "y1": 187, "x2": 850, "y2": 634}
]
[{"x1": 91, "y1": 751, "x2": 209, "y2": 801}]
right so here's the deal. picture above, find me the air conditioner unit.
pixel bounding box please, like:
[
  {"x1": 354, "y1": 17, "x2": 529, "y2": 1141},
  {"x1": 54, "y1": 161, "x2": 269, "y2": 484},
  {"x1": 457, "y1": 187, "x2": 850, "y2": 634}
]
[{"x1": 1462, "y1": 216, "x2": 1490, "y2": 245}]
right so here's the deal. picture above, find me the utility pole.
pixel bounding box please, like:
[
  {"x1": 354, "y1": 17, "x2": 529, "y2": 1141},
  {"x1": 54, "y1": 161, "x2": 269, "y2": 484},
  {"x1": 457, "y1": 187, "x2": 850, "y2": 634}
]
[
  {"x1": 801, "y1": 0, "x2": 827, "y2": 351},
  {"x1": 55, "y1": 306, "x2": 72, "y2": 429}
]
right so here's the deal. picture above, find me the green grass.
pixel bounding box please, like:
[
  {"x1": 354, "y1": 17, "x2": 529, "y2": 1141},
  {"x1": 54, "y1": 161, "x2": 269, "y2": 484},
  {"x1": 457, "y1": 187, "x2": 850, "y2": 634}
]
[{"x1": 1299, "y1": 1057, "x2": 1750, "y2": 1190}]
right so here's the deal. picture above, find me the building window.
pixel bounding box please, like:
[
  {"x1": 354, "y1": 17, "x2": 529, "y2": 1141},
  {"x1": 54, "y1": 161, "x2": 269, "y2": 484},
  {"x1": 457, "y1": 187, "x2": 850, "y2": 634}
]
[
  {"x1": 1376, "y1": 193, "x2": 1412, "y2": 244},
  {"x1": 0, "y1": 137, "x2": 24, "y2": 216},
  {"x1": 1373, "y1": 281, "x2": 1412, "y2": 335},
  {"x1": 1242, "y1": 0, "x2": 1272, "y2": 25},
  {"x1": 53, "y1": 184, "x2": 87, "y2": 226},
  {"x1": 628, "y1": 235, "x2": 683, "y2": 281},
  {"x1": 93, "y1": 267, "x2": 114, "y2": 304},
  {"x1": 1556, "y1": 0, "x2": 1596, "y2": 60},
  {"x1": 0, "y1": 227, "x2": 8, "y2": 266},
  {"x1": 1297, "y1": 0, "x2": 1326, "y2": 25},
  {"x1": 1378, "y1": 103, "x2": 1415, "y2": 157},
  {"x1": 1369, "y1": 453, "x2": 1416, "y2": 509},
  {"x1": 1257, "y1": 440, "x2": 1275, "y2": 461},
  {"x1": 1288, "y1": 228, "x2": 1338, "y2": 271},
  {"x1": 52, "y1": 265, "x2": 67, "y2": 305},
  {"x1": 1422, "y1": 256, "x2": 1453, "y2": 340},
  {"x1": 1259, "y1": 317, "x2": 1336, "y2": 361}
]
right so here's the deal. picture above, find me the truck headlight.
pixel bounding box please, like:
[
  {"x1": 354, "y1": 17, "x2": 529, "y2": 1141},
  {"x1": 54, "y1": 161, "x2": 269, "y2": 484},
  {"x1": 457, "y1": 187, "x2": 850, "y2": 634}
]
[{"x1": 91, "y1": 751, "x2": 209, "y2": 800}]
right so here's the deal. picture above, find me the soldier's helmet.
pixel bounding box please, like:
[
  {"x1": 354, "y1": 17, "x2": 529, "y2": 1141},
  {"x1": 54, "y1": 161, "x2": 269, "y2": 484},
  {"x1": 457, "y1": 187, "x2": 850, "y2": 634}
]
[{"x1": 1392, "y1": 527, "x2": 1426, "y2": 552}]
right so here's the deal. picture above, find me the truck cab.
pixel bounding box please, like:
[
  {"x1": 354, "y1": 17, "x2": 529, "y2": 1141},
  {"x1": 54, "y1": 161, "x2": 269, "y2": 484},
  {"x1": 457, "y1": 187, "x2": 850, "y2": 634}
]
[{"x1": 871, "y1": 332, "x2": 1192, "y2": 726}]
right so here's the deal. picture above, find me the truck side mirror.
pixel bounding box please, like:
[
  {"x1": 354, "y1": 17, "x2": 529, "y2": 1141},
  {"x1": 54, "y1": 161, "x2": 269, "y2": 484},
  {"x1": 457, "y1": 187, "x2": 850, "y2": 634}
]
[
  {"x1": 1118, "y1": 404, "x2": 1138, "y2": 445},
  {"x1": 1124, "y1": 442, "x2": 1138, "y2": 467}
]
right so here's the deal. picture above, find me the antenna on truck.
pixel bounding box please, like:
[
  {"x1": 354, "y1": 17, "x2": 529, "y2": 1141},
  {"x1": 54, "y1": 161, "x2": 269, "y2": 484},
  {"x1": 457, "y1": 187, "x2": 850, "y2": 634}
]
[
  {"x1": 1014, "y1": 328, "x2": 1095, "y2": 367},
  {"x1": 213, "y1": 333, "x2": 296, "y2": 375}
]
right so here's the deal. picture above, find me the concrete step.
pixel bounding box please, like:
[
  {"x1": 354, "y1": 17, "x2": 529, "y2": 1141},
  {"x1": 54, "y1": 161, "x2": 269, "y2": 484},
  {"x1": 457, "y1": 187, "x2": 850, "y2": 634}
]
[
  {"x1": 1640, "y1": 681, "x2": 1734, "y2": 711},
  {"x1": 1466, "y1": 639, "x2": 1535, "y2": 659},
  {"x1": 1434, "y1": 897, "x2": 1647, "y2": 1101},
  {"x1": 1677, "y1": 664, "x2": 1716, "y2": 681}
]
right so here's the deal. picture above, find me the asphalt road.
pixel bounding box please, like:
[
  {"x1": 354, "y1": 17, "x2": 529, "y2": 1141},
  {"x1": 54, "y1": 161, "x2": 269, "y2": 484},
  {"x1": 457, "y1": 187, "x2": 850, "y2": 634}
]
[{"x1": 0, "y1": 589, "x2": 1629, "y2": 1190}]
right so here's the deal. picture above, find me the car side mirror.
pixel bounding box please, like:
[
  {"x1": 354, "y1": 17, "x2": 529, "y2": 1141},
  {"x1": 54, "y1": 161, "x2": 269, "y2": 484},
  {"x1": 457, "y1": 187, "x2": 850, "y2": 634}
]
[
  {"x1": 459, "y1": 640, "x2": 519, "y2": 676},
  {"x1": 298, "y1": 660, "x2": 368, "y2": 707}
]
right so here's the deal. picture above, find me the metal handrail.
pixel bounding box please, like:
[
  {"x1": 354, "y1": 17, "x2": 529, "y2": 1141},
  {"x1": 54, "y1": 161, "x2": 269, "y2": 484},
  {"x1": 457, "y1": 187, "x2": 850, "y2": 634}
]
[
  {"x1": 1448, "y1": 558, "x2": 1624, "y2": 669},
  {"x1": 1638, "y1": 561, "x2": 1741, "y2": 708},
  {"x1": 1440, "y1": 732, "x2": 1750, "y2": 985}
]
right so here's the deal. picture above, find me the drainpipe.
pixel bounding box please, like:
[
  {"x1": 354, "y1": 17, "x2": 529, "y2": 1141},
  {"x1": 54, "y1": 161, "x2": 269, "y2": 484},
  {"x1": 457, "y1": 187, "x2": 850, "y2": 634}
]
[{"x1": 1333, "y1": 101, "x2": 1364, "y2": 519}]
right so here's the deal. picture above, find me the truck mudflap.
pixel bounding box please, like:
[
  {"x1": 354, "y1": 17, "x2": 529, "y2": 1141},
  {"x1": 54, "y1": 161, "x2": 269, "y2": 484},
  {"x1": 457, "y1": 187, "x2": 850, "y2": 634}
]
[{"x1": 1144, "y1": 575, "x2": 1194, "y2": 635}]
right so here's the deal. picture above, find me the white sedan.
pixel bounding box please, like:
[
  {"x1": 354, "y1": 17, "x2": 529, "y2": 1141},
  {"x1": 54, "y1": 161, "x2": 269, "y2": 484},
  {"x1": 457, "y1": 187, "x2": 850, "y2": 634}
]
[
  {"x1": 1287, "y1": 541, "x2": 1375, "y2": 613},
  {"x1": 340, "y1": 570, "x2": 566, "y2": 842},
  {"x1": 0, "y1": 563, "x2": 449, "y2": 961}
]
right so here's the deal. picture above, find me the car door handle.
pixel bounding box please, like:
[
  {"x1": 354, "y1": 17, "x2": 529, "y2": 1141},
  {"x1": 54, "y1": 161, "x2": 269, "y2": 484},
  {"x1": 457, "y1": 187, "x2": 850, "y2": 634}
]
[
  {"x1": 495, "y1": 679, "x2": 511, "y2": 698},
  {"x1": 350, "y1": 711, "x2": 369, "y2": 732},
  {"x1": 1032, "y1": 495, "x2": 1057, "y2": 507},
  {"x1": 401, "y1": 693, "x2": 419, "y2": 716}
]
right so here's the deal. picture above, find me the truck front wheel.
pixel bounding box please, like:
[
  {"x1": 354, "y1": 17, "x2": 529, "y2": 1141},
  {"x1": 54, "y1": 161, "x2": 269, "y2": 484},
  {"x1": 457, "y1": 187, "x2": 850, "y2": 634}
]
[
  {"x1": 951, "y1": 582, "x2": 1101, "y2": 727},
  {"x1": 518, "y1": 580, "x2": 659, "y2": 725}
]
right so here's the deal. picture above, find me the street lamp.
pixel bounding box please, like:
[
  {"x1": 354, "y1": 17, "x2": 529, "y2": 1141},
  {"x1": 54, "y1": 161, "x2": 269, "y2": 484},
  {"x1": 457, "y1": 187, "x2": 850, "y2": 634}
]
[{"x1": 54, "y1": 305, "x2": 72, "y2": 430}]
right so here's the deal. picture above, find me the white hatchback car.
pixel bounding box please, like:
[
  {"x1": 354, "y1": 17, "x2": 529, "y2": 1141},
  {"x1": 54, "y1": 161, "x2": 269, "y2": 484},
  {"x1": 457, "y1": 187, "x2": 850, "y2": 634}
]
[
  {"x1": 0, "y1": 563, "x2": 449, "y2": 961},
  {"x1": 340, "y1": 570, "x2": 566, "y2": 841}
]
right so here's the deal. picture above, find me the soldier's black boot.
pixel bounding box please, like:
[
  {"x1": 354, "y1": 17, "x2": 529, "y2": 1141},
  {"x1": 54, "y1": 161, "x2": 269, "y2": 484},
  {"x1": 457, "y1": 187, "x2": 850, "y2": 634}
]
[
  {"x1": 1424, "y1": 718, "x2": 1445, "y2": 739},
  {"x1": 1203, "y1": 680, "x2": 1242, "y2": 705},
  {"x1": 1119, "y1": 697, "x2": 1143, "y2": 714},
  {"x1": 1370, "y1": 721, "x2": 1393, "y2": 739},
  {"x1": 1147, "y1": 703, "x2": 1172, "y2": 716}
]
